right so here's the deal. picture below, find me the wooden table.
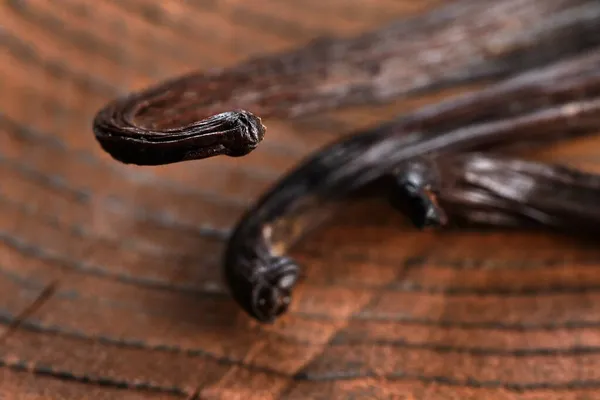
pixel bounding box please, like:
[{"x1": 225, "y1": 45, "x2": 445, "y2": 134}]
[{"x1": 2, "y1": 1, "x2": 600, "y2": 398}]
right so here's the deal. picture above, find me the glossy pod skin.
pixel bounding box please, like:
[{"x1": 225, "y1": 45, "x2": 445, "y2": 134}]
[
  {"x1": 93, "y1": 107, "x2": 266, "y2": 166},
  {"x1": 436, "y1": 154, "x2": 600, "y2": 232}
]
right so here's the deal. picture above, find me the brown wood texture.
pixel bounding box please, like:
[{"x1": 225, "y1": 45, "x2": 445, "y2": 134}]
[{"x1": 2, "y1": 0, "x2": 600, "y2": 399}]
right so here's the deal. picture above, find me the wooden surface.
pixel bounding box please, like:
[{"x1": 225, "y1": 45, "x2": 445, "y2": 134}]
[{"x1": 2, "y1": 0, "x2": 600, "y2": 399}]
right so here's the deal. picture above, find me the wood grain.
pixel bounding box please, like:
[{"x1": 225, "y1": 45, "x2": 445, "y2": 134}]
[{"x1": 1, "y1": 0, "x2": 600, "y2": 398}]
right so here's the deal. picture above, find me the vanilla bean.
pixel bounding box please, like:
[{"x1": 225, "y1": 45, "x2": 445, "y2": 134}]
[
  {"x1": 223, "y1": 48, "x2": 600, "y2": 323},
  {"x1": 89, "y1": 0, "x2": 600, "y2": 323},
  {"x1": 92, "y1": 0, "x2": 600, "y2": 165}
]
